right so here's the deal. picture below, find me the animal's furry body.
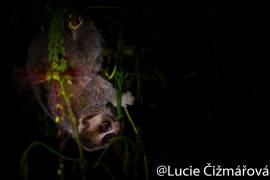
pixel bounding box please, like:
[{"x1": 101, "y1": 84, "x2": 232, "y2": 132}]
[{"x1": 27, "y1": 16, "x2": 134, "y2": 151}]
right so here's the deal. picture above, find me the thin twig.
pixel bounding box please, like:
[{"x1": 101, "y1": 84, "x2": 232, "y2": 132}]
[{"x1": 124, "y1": 108, "x2": 148, "y2": 180}]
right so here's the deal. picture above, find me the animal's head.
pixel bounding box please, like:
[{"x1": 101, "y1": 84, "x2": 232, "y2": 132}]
[{"x1": 78, "y1": 105, "x2": 121, "y2": 151}]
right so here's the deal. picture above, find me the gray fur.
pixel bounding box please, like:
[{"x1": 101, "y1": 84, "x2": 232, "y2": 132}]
[{"x1": 27, "y1": 16, "x2": 134, "y2": 151}]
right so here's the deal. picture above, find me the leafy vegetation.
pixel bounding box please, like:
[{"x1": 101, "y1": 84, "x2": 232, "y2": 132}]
[{"x1": 7, "y1": 0, "x2": 269, "y2": 179}]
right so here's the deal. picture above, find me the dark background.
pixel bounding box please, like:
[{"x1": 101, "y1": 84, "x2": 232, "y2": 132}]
[{"x1": 2, "y1": 1, "x2": 269, "y2": 179}]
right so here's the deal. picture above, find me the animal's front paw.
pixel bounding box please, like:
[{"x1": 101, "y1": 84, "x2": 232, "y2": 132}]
[{"x1": 121, "y1": 91, "x2": 135, "y2": 108}]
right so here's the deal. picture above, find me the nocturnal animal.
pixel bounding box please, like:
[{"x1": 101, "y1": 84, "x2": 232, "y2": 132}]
[{"x1": 27, "y1": 16, "x2": 134, "y2": 151}]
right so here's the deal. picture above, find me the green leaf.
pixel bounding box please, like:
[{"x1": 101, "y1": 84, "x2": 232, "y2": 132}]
[
  {"x1": 154, "y1": 70, "x2": 168, "y2": 92},
  {"x1": 102, "y1": 46, "x2": 116, "y2": 58},
  {"x1": 124, "y1": 46, "x2": 134, "y2": 56},
  {"x1": 187, "y1": 68, "x2": 198, "y2": 80}
]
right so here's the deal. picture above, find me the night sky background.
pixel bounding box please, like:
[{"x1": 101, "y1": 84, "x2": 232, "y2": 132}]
[{"x1": 2, "y1": 1, "x2": 269, "y2": 179}]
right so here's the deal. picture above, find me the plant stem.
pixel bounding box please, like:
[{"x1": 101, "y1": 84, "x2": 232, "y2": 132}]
[
  {"x1": 144, "y1": 155, "x2": 149, "y2": 180},
  {"x1": 59, "y1": 80, "x2": 85, "y2": 179},
  {"x1": 20, "y1": 141, "x2": 77, "y2": 163},
  {"x1": 124, "y1": 108, "x2": 148, "y2": 180},
  {"x1": 59, "y1": 80, "x2": 83, "y2": 158},
  {"x1": 93, "y1": 136, "x2": 135, "y2": 168},
  {"x1": 124, "y1": 108, "x2": 140, "y2": 140}
]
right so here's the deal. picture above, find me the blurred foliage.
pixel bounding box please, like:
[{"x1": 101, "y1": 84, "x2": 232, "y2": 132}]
[{"x1": 6, "y1": 0, "x2": 269, "y2": 179}]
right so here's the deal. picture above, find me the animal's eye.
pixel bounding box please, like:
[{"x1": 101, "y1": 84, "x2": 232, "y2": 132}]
[
  {"x1": 102, "y1": 122, "x2": 111, "y2": 132},
  {"x1": 104, "y1": 133, "x2": 114, "y2": 142}
]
